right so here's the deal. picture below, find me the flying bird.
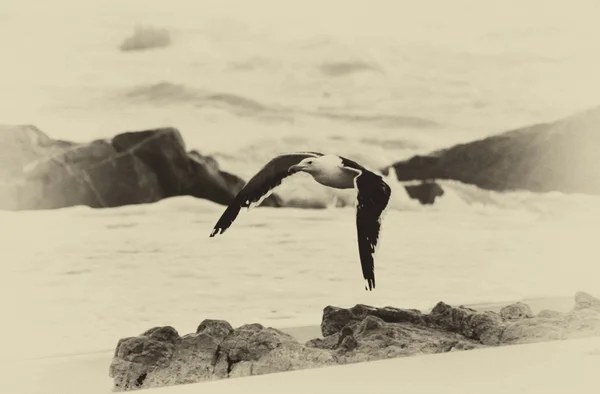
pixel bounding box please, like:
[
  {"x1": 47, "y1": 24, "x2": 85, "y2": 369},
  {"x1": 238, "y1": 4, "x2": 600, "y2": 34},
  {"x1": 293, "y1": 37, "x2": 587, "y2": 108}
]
[{"x1": 209, "y1": 152, "x2": 392, "y2": 291}]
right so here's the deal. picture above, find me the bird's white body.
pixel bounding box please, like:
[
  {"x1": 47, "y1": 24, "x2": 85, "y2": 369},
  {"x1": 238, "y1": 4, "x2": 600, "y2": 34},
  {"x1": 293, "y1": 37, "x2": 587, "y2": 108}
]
[{"x1": 292, "y1": 154, "x2": 360, "y2": 189}]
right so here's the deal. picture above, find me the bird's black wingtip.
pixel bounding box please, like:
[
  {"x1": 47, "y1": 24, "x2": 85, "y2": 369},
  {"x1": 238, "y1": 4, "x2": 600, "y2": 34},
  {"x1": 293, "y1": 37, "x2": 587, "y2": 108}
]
[
  {"x1": 209, "y1": 227, "x2": 222, "y2": 237},
  {"x1": 365, "y1": 279, "x2": 375, "y2": 291}
]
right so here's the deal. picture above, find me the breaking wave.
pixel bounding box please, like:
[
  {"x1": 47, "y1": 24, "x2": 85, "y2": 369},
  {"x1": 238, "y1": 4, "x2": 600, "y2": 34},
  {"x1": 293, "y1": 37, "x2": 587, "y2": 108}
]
[
  {"x1": 89, "y1": 177, "x2": 600, "y2": 221},
  {"x1": 271, "y1": 177, "x2": 600, "y2": 219}
]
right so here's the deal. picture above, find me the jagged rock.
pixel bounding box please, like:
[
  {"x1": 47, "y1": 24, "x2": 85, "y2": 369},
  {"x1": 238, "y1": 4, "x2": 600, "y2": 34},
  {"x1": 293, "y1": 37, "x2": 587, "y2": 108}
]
[
  {"x1": 0, "y1": 125, "x2": 72, "y2": 209},
  {"x1": 18, "y1": 142, "x2": 164, "y2": 209},
  {"x1": 337, "y1": 333, "x2": 358, "y2": 353},
  {"x1": 385, "y1": 155, "x2": 442, "y2": 181},
  {"x1": 321, "y1": 294, "x2": 600, "y2": 350},
  {"x1": 110, "y1": 292, "x2": 600, "y2": 391},
  {"x1": 500, "y1": 302, "x2": 535, "y2": 320},
  {"x1": 217, "y1": 323, "x2": 336, "y2": 376},
  {"x1": 110, "y1": 321, "x2": 334, "y2": 391},
  {"x1": 186, "y1": 151, "x2": 241, "y2": 205},
  {"x1": 115, "y1": 335, "x2": 175, "y2": 366},
  {"x1": 112, "y1": 129, "x2": 193, "y2": 197},
  {"x1": 111, "y1": 333, "x2": 178, "y2": 391},
  {"x1": 0, "y1": 125, "x2": 283, "y2": 210},
  {"x1": 242, "y1": 342, "x2": 336, "y2": 376},
  {"x1": 219, "y1": 323, "x2": 297, "y2": 363},
  {"x1": 498, "y1": 294, "x2": 600, "y2": 345},
  {"x1": 312, "y1": 314, "x2": 480, "y2": 363},
  {"x1": 426, "y1": 302, "x2": 505, "y2": 345},
  {"x1": 305, "y1": 333, "x2": 339, "y2": 350},
  {"x1": 0, "y1": 124, "x2": 73, "y2": 182},
  {"x1": 196, "y1": 319, "x2": 234, "y2": 339},
  {"x1": 320, "y1": 306, "x2": 356, "y2": 337},
  {"x1": 186, "y1": 150, "x2": 281, "y2": 207},
  {"x1": 110, "y1": 323, "x2": 231, "y2": 391},
  {"x1": 499, "y1": 318, "x2": 566, "y2": 345},
  {"x1": 574, "y1": 291, "x2": 600, "y2": 311},
  {"x1": 384, "y1": 106, "x2": 600, "y2": 194},
  {"x1": 111, "y1": 128, "x2": 283, "y2": 207},
  {"x1": 144, "y1": 326, "x2": 180, "y2": 343},
  {"x1": 320, "y1": 304, "x2": 426, "y2": 337},
  {"x1": 404, "y1": 181, "x2": 445, "y2": 205},
  {"x1": 228, "y1": 361, "x2": 253, "y2": 378}
]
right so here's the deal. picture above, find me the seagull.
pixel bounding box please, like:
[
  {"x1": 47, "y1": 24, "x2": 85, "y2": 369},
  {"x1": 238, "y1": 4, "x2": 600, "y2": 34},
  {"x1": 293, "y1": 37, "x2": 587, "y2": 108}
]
[{"x1": 209, "y1": 152, "x2": 392, "y2": 291}]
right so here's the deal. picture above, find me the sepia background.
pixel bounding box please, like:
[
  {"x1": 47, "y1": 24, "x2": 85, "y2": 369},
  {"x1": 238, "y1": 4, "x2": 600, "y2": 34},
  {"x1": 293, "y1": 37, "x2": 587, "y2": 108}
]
[{"x1": 1, "y1": 0, "x2": 599, "y2": 392}]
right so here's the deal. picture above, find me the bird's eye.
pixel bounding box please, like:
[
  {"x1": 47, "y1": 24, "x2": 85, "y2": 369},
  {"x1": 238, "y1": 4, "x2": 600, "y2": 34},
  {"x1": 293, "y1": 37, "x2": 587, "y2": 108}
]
[{"x1": 307, "y1": 161, "x2": 313, "y2": 164}]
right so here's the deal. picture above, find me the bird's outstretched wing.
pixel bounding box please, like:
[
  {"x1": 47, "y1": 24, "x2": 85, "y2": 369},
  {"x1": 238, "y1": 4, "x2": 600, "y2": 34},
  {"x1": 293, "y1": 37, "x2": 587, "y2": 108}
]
[
  {"x1": 353, "y1": 169, "x2": 392, "y2": 291},
  {"x1": 210, "y1": 152, "x2": 323, "y2": 237}
]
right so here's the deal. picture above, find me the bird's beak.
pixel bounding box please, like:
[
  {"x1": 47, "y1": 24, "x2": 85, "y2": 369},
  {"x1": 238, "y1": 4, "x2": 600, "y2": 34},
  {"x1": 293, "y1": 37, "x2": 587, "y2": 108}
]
[{"x1": 288, "y1": 163, "x2": 307, "y2": 173}]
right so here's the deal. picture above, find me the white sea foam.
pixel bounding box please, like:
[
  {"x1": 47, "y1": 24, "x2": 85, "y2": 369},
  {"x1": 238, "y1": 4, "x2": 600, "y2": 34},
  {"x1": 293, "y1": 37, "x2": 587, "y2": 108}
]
[{"x1": 1, "y1": 189, "x2": 599, "y2": 364}]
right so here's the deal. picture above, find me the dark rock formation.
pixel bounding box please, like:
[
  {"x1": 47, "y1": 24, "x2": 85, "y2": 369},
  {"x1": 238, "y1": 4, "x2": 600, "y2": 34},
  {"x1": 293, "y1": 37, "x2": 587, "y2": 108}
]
[
  {"x1": 500, "y1": 302, "x2": 535, "y2": 320},
  {"x1": 384, "y1": 155, "x2": 443, "y2": 181},
  {"x1": 384, "y1": 106, "x2": 600, "y2": 194},
  {"x1": 0, "y1": 124, "x2": 74, "y2": 181},
  {"x1": 316, "y1": 291, "x2": 600, "y2": 351},
  {"x1": 404, "y1": 181, "x2": 445, "y2": 205},
  {"x1": 185, "y1": 150, "x2": 283, "y2": 207},
  {"x1": 319, "y1": 304, "x2": 427, "y2": 337},
  {"x1": 111, "y1": 129, "x2": 193, "y2": 198},
  {"x1": 110, "y1": 320, "x2": 334, "y2": 391},
  {"x1": 109, "y1": 291, "x2": 600, "y2": 391},
  {"x1": 20, "y1": 139, "x2": 164, "y2": 209},
  {"x1": 309, "y1": 313, "x2": 482, "y2": 364},
  {"x1": 0, "y1": 125, "x2": 282, "y2": 211}
]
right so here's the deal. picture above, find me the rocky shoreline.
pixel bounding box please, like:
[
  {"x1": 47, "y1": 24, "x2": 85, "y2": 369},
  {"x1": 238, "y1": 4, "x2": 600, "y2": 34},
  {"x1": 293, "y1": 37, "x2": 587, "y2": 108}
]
[
  {"x1": 109, "y1": 291, "x2": 600, "y2": 391},
  {"x1": 0, "y1": 125, "x2": 283, "y2": 211},
  {"x1": 0, "y1": 124, "x2": 441, "y2": 211},
  {"x1": 383, "y1": 105, "x2": 600, "y2": 195},
  {"x1": 1, "y1": 105, "x2": 597, "y2": 211}
]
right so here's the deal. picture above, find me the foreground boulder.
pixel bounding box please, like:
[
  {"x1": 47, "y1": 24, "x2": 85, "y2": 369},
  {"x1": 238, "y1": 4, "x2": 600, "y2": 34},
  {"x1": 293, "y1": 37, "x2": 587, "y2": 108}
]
[
  {"x1": 384, "y1": 106, "x2": 600, "y2": 194},
  {"x1": 315, "y1": 291, "x2": 600, "y2": 352},
  {"x1": 110, "y1": 321, "x2": 335, "y2": 391},
  {"x1": 109, "y1": 291, "x2": 600, "y2": 391},
  {"x1": 0, "y1": 125, "x2": 282, "y2": 210}
]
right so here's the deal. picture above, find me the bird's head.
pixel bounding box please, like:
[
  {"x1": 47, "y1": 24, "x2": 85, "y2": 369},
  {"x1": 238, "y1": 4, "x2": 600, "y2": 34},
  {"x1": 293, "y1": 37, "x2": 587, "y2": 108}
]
[
  {"x1": 289, "y1": 155, "x2": 342, "y2": 174},
  {"x1": 289, "y1": 157, "x2": 320, "y2": 174}
]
